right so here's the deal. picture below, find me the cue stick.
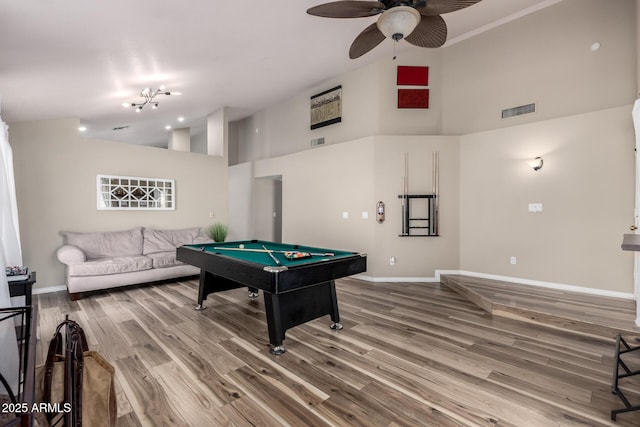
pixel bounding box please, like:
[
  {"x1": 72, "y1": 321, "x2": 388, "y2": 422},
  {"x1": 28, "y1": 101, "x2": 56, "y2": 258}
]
[
  {"x1": 212, "y1": 246, "x2": 335, "y2": 257},
  {"x1": 402, "y1": 152, "x2": 409, "y2": 235},
  {"x1": 433, "y1": 150, "x2": 440, "y2": 236},
  {"x1": 400, "y1": 177, "x2": 405, "y2": 235},
  {"x1": 262, "y1": 245, "x2": 281, "y2": 265}
]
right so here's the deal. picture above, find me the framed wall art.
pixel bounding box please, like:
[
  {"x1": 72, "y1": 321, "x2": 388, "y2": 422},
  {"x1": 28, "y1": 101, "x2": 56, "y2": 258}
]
[
  {"x1": 310, "y1": 85, "x2": 342, "y2": 130},
  {"x1": 397, "y1": 66, "x2": 429, "y2": 86},
  {"x1": 97, "y1": 174, "x2": 175, "y2": 210},
  {"x1": 398, "y1": 89, "x2": 430, "y2": 109}
]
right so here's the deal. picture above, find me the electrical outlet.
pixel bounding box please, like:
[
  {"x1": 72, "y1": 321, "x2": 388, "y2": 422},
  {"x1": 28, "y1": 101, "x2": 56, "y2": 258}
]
[
  {"x1": 510, "y1": 256, "x2": 517, "y2": 265},
  {"x1": 528, "y1": 203, "x2": 543, "y2": 213},
  {"x1": 389, "y1": 256, "x2": 396, "y2": 266}
]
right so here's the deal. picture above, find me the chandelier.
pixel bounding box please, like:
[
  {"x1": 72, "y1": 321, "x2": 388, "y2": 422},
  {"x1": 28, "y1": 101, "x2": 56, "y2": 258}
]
[{"x1": 122, "y1": 86, "x2": 177, "y2": 112}]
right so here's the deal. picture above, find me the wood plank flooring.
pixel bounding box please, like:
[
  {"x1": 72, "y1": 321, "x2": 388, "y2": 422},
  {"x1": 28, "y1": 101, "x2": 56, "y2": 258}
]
[{"x1": 34, "y1": 277, "x2": 640, "y2": 426}]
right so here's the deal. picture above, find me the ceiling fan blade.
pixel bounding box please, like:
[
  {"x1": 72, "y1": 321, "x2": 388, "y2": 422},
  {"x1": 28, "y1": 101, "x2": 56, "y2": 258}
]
[
  {"x1": 349, "y1": 22, "x2": 386, "y2": 59},
  {"x1": 416, "y1": 0, "x2": 482, "y2": 16},
  {"x1": 307, "y1": 1, "x2": 385, "y2": 18},
  {"x1": 404, "y1": 15, "x2": 447, "y2": 48}
]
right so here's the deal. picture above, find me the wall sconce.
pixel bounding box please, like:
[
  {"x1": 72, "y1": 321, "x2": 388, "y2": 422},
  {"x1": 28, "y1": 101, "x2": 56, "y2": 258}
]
[{"x1": 529, "y1": 157, "x2": 544, "y2": 171}]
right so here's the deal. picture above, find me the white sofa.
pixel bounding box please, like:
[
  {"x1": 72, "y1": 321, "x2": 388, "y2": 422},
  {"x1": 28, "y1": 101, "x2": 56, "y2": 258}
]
[{"x1": 57, "y1": 227, "x2": 210, "y2": 299}]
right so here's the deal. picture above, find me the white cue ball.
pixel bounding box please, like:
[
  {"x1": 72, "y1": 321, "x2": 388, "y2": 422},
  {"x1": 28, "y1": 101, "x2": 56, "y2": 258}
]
[{"x1": 239, "y1": 244, "x2": 245, "y2": 249}]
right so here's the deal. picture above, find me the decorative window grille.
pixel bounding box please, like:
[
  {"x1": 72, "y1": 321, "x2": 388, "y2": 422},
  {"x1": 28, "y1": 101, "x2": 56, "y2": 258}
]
[{"x1": 97, "y1": 175, "x2": 175, "y2": 210}]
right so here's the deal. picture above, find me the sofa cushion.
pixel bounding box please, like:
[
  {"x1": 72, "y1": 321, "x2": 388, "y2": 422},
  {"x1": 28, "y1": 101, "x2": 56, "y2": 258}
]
[
  {"x1": 68, "y1": 255, "x2": 152, "y2": 277},
  {"x1": 143, "y1": 227, "x2": 200, "y2": 254},
  {"x1": 147, "y1": 251, "x2": 185, "y2": 269},
  {"x1": 60, "y1": 228, "x2": 144, "y2": 259}
]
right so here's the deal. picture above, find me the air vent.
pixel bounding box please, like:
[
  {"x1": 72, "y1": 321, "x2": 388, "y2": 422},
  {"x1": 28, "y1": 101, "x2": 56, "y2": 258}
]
[
  {"x1": 112, "y1": 125, "x2": 130, "y2": 131},
  {"x1": 311, "y1": 137, "x2": 325, "y2": 147},
  {"x1": 501, "y1": 103, "x2": 536, "y2": 119}
]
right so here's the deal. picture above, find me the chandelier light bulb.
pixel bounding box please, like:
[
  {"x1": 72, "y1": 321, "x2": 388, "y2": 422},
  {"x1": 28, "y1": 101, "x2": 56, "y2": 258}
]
[{"x1": 124, "y1": 87, "x2": 175, "y2": 112}]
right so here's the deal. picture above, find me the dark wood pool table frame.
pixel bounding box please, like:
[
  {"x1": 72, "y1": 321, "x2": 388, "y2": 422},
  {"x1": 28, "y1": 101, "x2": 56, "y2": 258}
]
[{"x1": 176, "y1": 241, "x2": 367, "y2": 355}]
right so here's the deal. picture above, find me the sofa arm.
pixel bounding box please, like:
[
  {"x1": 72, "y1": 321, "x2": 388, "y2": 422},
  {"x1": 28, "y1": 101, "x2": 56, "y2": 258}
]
[{"x1": 56, "y1": 245, "x2": 87, "y2": 265}]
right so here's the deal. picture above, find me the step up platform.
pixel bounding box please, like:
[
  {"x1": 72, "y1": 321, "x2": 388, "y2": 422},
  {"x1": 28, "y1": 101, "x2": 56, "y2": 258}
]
[{"x1": 441, "y1": 274, "x2": 640, "y2": 338}]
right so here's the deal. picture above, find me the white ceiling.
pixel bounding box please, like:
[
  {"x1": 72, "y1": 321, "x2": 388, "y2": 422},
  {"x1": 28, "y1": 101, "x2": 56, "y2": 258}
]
[{"x1": 0, "y1": 0, "x2": 560, "y2": 148}]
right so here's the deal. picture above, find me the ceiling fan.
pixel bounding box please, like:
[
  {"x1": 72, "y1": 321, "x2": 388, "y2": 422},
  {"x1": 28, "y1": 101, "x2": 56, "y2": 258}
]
[{"x1": 306, "y1": 0, "x2": 482, "y2": 59}]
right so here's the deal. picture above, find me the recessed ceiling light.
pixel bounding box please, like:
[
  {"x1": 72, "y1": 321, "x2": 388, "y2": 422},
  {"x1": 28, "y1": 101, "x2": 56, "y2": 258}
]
[
  {"x1": 78, "y1": 126, "x2": 87, "y2": 132},
  {"x1": 165, "y1": 125, "x2": 172, "y2": 130},
  {"x1": 590, "y1": 42, "x2": 601, "y2": 52},
  {"x1": 177, "y1": 117, "x2": 185, "y2": 122}
]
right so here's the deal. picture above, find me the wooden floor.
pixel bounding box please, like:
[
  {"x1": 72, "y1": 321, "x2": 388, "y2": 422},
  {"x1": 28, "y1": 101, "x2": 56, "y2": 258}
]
[{"x1": 35, "y1": 277, "x2": 640, "y2": 427}]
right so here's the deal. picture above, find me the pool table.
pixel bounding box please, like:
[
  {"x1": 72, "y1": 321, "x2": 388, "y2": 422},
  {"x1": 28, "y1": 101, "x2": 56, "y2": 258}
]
[{"x1": 176, "y1": 240, "x2": 367, "y2": 354}]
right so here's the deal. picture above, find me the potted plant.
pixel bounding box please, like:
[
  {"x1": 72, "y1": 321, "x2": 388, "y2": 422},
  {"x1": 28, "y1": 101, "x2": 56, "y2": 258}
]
[{"x1": 209, "y1": 223, "x2": 228, "y2": 242}]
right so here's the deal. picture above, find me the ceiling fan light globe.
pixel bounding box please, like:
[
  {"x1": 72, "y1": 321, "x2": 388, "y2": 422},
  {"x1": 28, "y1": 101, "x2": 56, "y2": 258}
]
[{"x1": 376, "y1": 6, "x2": 420, "y2": 40}]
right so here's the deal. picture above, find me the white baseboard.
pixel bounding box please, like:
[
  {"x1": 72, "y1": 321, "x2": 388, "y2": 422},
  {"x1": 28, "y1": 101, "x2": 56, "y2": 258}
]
[
  {"x1": 32, "y1": 285, "x2": 67, "y2": 295},
  {"x1": 435, "y1": 270, "x2": 636, "y2": 300}
]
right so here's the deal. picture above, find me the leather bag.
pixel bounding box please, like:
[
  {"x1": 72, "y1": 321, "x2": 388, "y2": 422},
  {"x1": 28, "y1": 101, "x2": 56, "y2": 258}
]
[{"x1": 35, "y1": 318, "x2": 116, "y2": 427}]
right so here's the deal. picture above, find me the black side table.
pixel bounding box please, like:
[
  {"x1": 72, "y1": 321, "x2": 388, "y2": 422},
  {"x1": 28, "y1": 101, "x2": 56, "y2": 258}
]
[
  {"x1": 8, "y1": 272, "x2": 36, "y2": 362},
  {"x1": 8, "y1": 271, "x2": 35, "y2": 307}
]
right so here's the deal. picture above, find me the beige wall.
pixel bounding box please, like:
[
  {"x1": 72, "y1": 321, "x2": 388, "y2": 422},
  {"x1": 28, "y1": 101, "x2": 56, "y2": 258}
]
[
  {"x1": 248, "y1": 135, "x2": 459, "y2": 279},
  {"x1": 235, "y1": 48, "x2": 444, "y2": 164},
  {"x1": 10, "y1": 118, "x2": 228, "y2": 289},
  {"x1": 253, "y1": 138, "x2": 376, "y2": 257},
  {"x1": 227, "y1": 162, "x2": 253, "y2": 241},
  {"x1": 372, "y1": 136, "x2": 459, "y2": 278},
  {"x1": 459, "y1": 106, "x2": 635, "y2": 292},
  {"x1": 637, "y1": 0, "x2": 640, "y2": 95},
  {"x1": 442, "y1": 0, "x2": 636, "y2": 135}
]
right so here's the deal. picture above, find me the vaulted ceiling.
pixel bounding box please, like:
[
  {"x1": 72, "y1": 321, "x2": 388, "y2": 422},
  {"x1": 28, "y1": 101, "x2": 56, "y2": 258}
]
[{"x1": 0, "y1": 0, "x2": 560, "y2": 147}]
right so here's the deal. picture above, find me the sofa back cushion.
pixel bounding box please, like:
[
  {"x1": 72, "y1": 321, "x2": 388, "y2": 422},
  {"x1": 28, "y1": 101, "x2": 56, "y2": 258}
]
[
  {"x1": 143, "y1": 227, "x2": 200, "y2": 254},
  {"x1": 60, "y1": 228, "x2": 144, "y2": 259}
]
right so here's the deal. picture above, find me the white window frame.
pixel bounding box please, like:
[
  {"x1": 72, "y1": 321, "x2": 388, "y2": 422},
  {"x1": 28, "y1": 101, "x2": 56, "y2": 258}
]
[{"x1": 97, "y1": 174, "x2": 175, "y2": 210}]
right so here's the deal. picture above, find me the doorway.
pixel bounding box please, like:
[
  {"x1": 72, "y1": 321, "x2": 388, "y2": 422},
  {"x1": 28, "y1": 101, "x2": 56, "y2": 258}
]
[{"x1": 253, "y1": 175, "x2": 282, "y2": 242}]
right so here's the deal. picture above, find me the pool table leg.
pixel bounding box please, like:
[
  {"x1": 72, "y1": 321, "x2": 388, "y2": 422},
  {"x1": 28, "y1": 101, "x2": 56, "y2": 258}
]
[
  {"x1": 263, "y1": 293, "x2": 286, "y2": 355},
  {"x1": 328, "y1": 280, "x2": 342, "y2": 330},
  {"x1": 195, "y1": 270, "x2": 208, "y2": 310}
]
